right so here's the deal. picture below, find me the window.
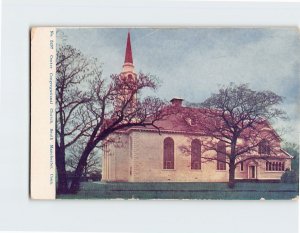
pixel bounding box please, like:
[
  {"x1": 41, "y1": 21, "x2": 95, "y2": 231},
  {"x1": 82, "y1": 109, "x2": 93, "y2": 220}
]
[
  {"x1": 185, "y1": 117, "x2": 196, "y2": 126},
  {"x1": 129, "y1": 136, "x2": 132, "y2": 158},
  {"x1": 191, "y1": 139, "x2": 201, "y2": 170},
  {"x1": 217, "y1": 141, "x2": 226, "y2": 170},
  {"x1": 163, "y1": 137, "x2": 174, "y2": 169},
  {"x1": 266, "y1": 161, "x2": 285, "y2": 171},
  {"x1": 277, "y1": 162, "x2": 284, "y2": 171},
  {"x1": 240, "y1": 161, "x2": 244, "y2": 171},
  {"x1": 258, "y1": 139, "x2": 270, "y2": 155},
  {"x1": 127, "y1": 74, "x2": 133, "y2": 81}
]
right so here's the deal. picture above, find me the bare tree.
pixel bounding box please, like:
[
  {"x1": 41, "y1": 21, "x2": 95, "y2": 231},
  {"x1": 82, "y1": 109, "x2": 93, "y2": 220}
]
[
  {"x1": 56, "y1": 44, "x2": 168, "y2": 194},
  {"x1": 68, "y1": 73, "x2": 168, "y2": 193},
  {"x1": 283, "y1": 142, "x2": 299, "y2": 176},
  {"x1": 66, "y1": 140, "x2": 101, "y2": 179},
  {"x1": 181, "y1": 83, "x2": 286, "y2": 188},
  {"x1": 56, "y1": 45, "x2": 96, "y2": 193}
]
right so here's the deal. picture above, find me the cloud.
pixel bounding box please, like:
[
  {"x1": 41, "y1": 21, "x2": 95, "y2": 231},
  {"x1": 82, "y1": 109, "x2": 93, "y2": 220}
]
[{"x1": 58, "y1": 27, "x2": 300, "y2": 143}]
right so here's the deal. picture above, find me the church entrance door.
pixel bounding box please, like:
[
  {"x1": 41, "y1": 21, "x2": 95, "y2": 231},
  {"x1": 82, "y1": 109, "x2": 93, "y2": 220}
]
[{"x1": 248, "y1": 165, "x2": 256, "y2": 179}]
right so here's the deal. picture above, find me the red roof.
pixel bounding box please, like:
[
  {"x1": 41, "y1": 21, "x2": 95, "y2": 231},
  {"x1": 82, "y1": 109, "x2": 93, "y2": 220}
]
[
  {"x1": 117, "y1": 105, "x2": 279, "y2": 140},
  {"x1": 117, "y1": 106, "x2": 217, "y2": 133}
]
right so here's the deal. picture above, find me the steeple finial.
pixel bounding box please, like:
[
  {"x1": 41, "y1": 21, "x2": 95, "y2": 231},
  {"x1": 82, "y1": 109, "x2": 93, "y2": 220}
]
[{"x1": 124, "y1": 31, "x2": 133, "y2": 64}]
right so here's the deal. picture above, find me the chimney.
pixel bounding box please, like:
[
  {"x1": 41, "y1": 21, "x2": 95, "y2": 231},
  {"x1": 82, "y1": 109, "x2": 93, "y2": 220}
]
[{"x1": 170, "y1": 97, "x2": 183, "y2": 107}]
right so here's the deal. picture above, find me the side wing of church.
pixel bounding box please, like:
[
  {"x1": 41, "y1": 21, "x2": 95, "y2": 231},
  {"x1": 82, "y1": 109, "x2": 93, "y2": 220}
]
[{"x1": 102, "y1": 32, "x2": 293, "y2": 183}]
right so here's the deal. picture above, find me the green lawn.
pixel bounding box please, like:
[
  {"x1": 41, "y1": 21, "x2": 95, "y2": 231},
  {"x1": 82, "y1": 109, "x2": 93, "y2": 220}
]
[{"x1": 57, "y1": 181, "x2": 299, "y2": 200}]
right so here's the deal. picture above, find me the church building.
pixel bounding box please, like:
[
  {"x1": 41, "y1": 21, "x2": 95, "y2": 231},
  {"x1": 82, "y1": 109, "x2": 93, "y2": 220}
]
[{"x1": 102, "y1": 32, "x2": 293, "y2": 183}]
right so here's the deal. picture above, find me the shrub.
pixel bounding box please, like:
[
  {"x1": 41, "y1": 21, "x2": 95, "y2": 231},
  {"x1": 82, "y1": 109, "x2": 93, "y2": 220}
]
[
  {"x1": 90, "y1": 171, "x2": 102, "y2": 181},
  {"x1": 281, "y1": 169, "x2": 298, "y2": 183}
]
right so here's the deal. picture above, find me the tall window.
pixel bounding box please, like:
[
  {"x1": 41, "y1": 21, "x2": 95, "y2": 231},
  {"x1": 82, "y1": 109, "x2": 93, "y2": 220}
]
[
  {"x1": 163, "y1": 137, "x2": 174, "y2": 169},
  {"x1": 191, "y1": 139, "x2": 201, "y2": 170},
  {"x1": 258, "y1": 139, "x2": 270, "y2": 155},
  {"x1": 240, "y1": 161, "x2": 244, "y2": 171},
  {"x1": 217, "y1": 141, "x2": 226, "y2": 170},
  {"x1": 129, "y1": 136, "x2": 132, "y2": 158}
]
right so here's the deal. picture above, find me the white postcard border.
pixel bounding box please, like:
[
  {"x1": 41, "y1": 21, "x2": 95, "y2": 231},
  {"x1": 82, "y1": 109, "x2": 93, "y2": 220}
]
[{"x1": 30, "y1": 27, "x2": 56, "y2": 199}]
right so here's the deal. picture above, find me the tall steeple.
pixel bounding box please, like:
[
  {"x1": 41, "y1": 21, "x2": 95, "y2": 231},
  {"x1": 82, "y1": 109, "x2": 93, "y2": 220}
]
[
  {"x1": 117, "y1": 31, "x2": 137, "y2": 112},
  {"x1": 124, "y1": 32, "x2": 133, "y2": 64},
  {"x1": 122, "y1": 31, "x2": 136, "y2": 75}
]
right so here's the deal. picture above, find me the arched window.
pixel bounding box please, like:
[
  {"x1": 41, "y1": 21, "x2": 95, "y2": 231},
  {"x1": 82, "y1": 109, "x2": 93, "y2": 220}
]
[
  {"x1": 258, "y1": 139, "x2": 270, "y2": 155},
  {"x1": 191, "y1": 139, "x2": 201, "y2": 170},
  {"x1": 217, "y1": 141, "x2": 226, "y2": 170},
  {"x1": 127, "y1": 74, "x2": 133, "y2": 81},
  {"x1": 163, "y1": 137, "x2": 174, "y2": 169}
]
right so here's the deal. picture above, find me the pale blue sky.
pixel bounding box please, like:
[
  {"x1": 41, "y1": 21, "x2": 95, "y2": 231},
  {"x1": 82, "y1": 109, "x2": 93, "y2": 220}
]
[{"x1": 57, "y1": 27, "x2": 300, "y2": 143}]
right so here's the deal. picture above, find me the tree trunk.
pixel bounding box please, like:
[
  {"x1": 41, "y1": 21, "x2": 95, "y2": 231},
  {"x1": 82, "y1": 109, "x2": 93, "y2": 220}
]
[
  {"x1": 228, "y1": 137, "x2": 237, "y2": 188},
  {"x1": 228, "y1": 160, "x2": 236, "y2": 188},
  {"x1": 69, "y1": 146, "x2": 93, "y2": 194},
  {"x1": 56, "y1": 147, "x2": 68, "y2": 194}
]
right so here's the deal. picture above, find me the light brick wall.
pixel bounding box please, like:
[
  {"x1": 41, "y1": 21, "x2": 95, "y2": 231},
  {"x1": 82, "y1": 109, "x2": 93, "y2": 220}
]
[
  {"x1": 131, "y1": 131, "x2": 228, "y2": 182},
  {"x1": 103, "y1": 130, "x2": 292, "y2": 182},
  {"x1": 102, "y1": 134, "x2": 130, "y2": 182}
]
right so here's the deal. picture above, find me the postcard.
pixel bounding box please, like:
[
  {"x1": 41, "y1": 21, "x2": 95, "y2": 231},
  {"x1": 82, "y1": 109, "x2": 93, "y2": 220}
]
[{"x1": 30, "y1": 27, "x2": 299, "y2": 200}]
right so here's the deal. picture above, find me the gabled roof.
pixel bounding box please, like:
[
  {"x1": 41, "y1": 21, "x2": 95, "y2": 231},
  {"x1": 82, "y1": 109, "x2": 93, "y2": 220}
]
[
  {"x1": 115, "y1": 104, "x2": 281, "y2": 142},
  {"x1": 280, "y1": 149, "x2": 294, "y2": 159}
]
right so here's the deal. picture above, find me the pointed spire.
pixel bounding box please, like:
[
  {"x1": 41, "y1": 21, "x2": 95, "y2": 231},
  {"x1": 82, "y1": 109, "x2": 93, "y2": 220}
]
[{"x1": 124, "y1": 31, "x2": 133, "y2": 64}]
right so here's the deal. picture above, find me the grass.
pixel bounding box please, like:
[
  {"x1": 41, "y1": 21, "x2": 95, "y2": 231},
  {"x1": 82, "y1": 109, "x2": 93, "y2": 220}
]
[{"x1": 57, "y1": 181, "x2": 299, "y2": 200}]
